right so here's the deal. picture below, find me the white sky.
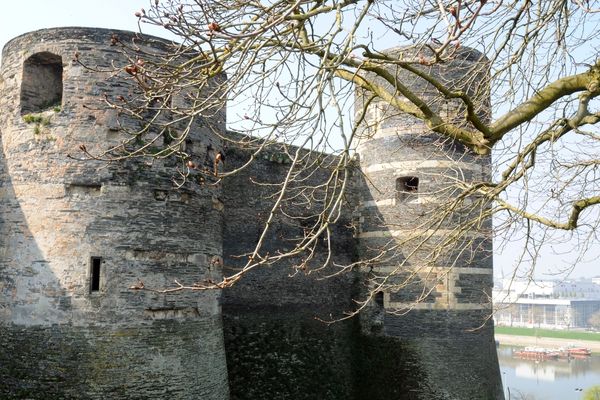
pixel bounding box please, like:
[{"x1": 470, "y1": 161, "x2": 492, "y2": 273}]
[
  {"x1": 1, "y1": 1, "x2": 598, "y2": 281},
  {"x1": 0, "y1": 0, "x2": 163, "y2": 60}
]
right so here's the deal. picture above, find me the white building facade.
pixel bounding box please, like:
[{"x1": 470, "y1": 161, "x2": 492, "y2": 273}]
[{"x1": 493, "y1": 278, "x2": 600, "y2": 329}]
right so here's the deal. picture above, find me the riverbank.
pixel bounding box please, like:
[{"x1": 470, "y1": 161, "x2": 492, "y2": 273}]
[
  {"x1": 495, "y1": 333, "x2": 600, "y2": 353},
  {"x1": 495, "y1": 326, "x2": 600, "y2": 341}
]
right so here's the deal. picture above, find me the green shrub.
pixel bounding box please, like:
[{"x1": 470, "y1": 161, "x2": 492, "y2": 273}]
[
  {"x1": 22, "y1": 114, "x2": 44, "y2": 124},
  {"x1": 23, "y1": 113, "x2": 52, "y2": 134}
]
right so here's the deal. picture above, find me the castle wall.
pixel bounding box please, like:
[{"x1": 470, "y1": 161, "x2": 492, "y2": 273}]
[
  {"x1": 354, "y1": 48, "x2": 504, "y2": 399},
  {"x1": 0, "y1": 28, "x2": 229, "y2": 399},
  {"x1": 1, "y1": 27, "x2": 506, "y2": 400},
  {"x1": 221, "y1": 144, "x2": 358, "y2": 400}
]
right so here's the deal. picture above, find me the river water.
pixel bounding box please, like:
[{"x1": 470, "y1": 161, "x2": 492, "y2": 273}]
[{"x1": 498, "y1": 345, "x2": 600, "y2": 399}]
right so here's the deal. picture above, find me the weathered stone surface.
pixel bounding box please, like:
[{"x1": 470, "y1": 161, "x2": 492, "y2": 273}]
[
  {"x1": 0, "y1": 28, "x2": 229, "y2": 399},
  {"x1": 1, "y1": 28, "x2": 503, "y2": 400},
  {"x1": 0, "y1": 320, "x2": 228, "y2": 399},
  {"x1": 221, "y1": 147, "x2": 358, "y2": 400},
  {"x1": 354, "y1": 47, "x2": 503, "y2": 399}
]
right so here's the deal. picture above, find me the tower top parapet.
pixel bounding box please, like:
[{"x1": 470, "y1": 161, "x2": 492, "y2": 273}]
[{"x1": 2, "y1": 27, "x2": 173, "y2": 60}]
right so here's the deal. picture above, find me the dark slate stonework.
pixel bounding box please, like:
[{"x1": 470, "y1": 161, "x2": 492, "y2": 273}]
[
  {"x1": 221, "y1": 145, "x2": 358, "y2": 400},
  {"x1": 0, "y1": 320, "x2": 228, "y2": 399},
  {"x1": 2, "y1": 28, "x2": 503, "y2": 400},
  {"x1": 356, "y1": 334, "x2": 501, "y2": 400},
  {"x1": 375, "y1": 311, "x2": 501, "y2": 399},
  {"x1": 357, "y1": 133, "x2": 488, "y2": 168},
  {"x1": 222, "y1": 309, "x2": 357, "y2": 400}
]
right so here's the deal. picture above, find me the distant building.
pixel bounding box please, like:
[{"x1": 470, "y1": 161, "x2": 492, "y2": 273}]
[{"x1": 493, "y1": 278, "x2": 600, "y2": 329}]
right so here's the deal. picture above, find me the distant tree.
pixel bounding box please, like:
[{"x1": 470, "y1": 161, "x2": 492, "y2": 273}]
[
  {"x1": 588, "y1": 310, "x2": 600, "y2": 330},
  {"x1": 77, "y1": 0, "x2": 600, "y2": 314}
]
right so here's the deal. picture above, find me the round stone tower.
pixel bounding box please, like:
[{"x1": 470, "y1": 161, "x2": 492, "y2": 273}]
[
  {"x1": 0, "y1": 28, "x2": 229, "y2": 399},
  {"x1": 355, "y1": 48, "x2": 503, "y2": 399}
]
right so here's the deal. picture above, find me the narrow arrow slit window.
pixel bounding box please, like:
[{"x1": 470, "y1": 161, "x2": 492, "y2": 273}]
[{"x1": 90, "y1": 257, "x2": 102, "y2": 292}]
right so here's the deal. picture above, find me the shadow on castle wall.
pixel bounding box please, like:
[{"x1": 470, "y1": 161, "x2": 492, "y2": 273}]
[
  {"x1": 219, "y1": 131, "x2": 503, "y2": 399},
  {"x1": 1, "y1": 26, "x2": 504, "y2": 400}
]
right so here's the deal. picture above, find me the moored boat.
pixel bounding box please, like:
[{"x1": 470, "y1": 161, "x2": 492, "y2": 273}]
[
  {"x1": 514, "y1": 347, "x2": 561, "y2": 360},
  {"x1": 563, "y1": 346, "x2": 592, "y2": 357}
]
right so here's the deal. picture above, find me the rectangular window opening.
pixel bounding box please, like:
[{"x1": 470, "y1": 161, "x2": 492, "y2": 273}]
[
  {"x1": 90, "y1": 257, "x2": 101, "y2": 292},
  {"x1": 396, "y1": 176, "x2": 419, "y2": 202},
  {"x1": 374, "y1": 291, "x2": 385, "y2": 307}
]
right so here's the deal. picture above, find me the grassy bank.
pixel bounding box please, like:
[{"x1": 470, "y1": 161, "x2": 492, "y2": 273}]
[{"x1": 495, "y1": 326, "x2": 600, "y2": 342}]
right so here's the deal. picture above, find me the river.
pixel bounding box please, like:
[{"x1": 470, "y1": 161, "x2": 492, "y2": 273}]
[{"x1": 498, "y1": 345, "x2": 600, "y2": 399}]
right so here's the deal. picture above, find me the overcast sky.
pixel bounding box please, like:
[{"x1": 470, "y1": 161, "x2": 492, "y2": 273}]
[{"x1": 1, "y1": 1, "x2": 597, "y2": 281}]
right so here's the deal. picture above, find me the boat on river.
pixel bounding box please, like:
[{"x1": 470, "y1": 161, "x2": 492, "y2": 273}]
[
  {"x1": 513, "y1": 345, "x2": 593, "y2": 361},
  {"x1": 560, "y1": 346, "x2": 592, "y2": 357},
  {"x1": 514, "y1": 347, "x2": 561, "y2": 360}
]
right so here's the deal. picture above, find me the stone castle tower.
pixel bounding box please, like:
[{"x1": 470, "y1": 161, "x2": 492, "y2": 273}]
[
  {"x1": 1, "y1": 28, "x2": 503, "y2": 399},
  {"x1": 0, "y1": 28, "x2": 229, "y2": 399},
  {"x1": 354, "y1": 47, "x2": 503, "y2": 399}
]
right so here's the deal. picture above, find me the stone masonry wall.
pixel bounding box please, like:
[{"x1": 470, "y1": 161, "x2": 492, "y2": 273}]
[
  {"x1": 221, "y1": 142, "x2": 359, "y2": 400},
  {"x1": 354, "y1": 47, "x2": 504, "y2": 399},
  {"x1": 0, "y1": 28, "x2": 229, "y2": 399},
  {"x1": 2, "y1": 28, "x2": 505, "y2": 400}
]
